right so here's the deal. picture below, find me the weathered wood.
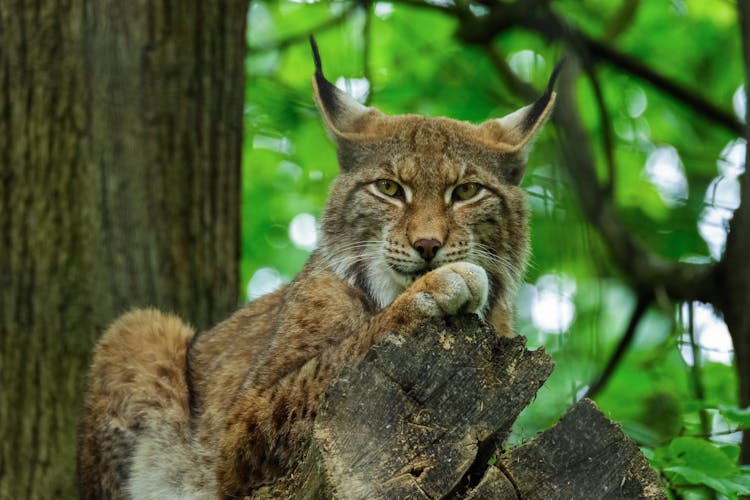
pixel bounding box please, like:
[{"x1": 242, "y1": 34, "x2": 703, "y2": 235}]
[
  {"x1": 309, "y1": 315, "x2": 552, "y2": 499},
  {"x1": 499, "y1": 398, "x2": 667, "y2": 499},
  {"x1": 259, "y1": 316, "x2": 665, "y2": 499},
  {"x1": 464, "y1": 466, "x2": 518, "y2": 499}
]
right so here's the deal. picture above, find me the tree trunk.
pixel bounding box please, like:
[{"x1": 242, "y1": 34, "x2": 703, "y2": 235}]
[
  {"x1": 0, "y1": 1, "x2": 248, "y2": 497},
  {"x1": 727, "y1": 0, "x2": 750, "y2": 465},
  {"x1": 255, "y1": 317, "x2": 665, "y2": 499}
]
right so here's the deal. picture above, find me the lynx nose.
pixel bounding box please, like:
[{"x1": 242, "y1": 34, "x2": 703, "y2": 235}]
[{"x1": 413, "y1": 238, "x2": 442, "y2": 261}]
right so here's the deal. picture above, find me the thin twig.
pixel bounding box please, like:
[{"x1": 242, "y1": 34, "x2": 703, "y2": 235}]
[
  {"x1": 394, "y1": 0, "x2": 744, "y2": 136},
  {"x1": 390, "y1": 0, "x2": 464, "y2": 16},
  {"x1": 483, "y1": 45, "x2": 538, "y2": 102},
  {"x1": 691, "y1": 427, "x2": 748, "y2": 439},
  {"x1": 603, "y1": 0, "x2": 640, "y2": 40},
  {"x1": 583, "y1": 64, "x2": 616, "y2": 194},
  {"x1": 686, "y1": 302, "x2": 711, "y2": 437},
  {"x1": 579, "y1": 32, "x2": 744, "y2": 136},
  {"x1": 362, "y1": 0, "x2": 373, "y2": 105},
  {"x1": 248, "y1": 3, "x2": 359, "y2": 54},
  {"x1": 585, "y1": 292, "x2": 653, "y2": 399}
]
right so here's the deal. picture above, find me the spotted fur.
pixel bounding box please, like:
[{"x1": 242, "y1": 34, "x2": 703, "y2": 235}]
[{"x1": 77, "y1": 39, "x2": 557, "y2": 499}]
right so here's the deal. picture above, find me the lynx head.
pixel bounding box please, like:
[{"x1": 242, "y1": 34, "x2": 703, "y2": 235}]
[{"x1": 311, "y1": 38, "x2": 558, "y2": 318}]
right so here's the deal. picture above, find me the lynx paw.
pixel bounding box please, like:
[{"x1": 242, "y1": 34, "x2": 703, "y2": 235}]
[{"x1": 412, "y1": 262, "x2": 489, "y2": 317}]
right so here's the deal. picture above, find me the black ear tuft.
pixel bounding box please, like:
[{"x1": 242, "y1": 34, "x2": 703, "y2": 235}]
[
  {"x1": 522, "y1": 59, "x2": 564, "y2": 131},
  {"x1": 309, "y1": 35, "x2": 323, "y2": 74},
  {"x1": 310, "y1": 35, "x2": 341, "y2": 115}
]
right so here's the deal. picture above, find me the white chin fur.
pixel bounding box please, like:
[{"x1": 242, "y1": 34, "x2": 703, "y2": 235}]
[
  {"x1": 364, "y1": 258, "x2": 408, "y2": 309},
  {"x1": 325, "y1": 248, "x2": 494, "y2": 317},
  {"x1": 322, "y1": 248, "x2": 405, "y2": 309}
]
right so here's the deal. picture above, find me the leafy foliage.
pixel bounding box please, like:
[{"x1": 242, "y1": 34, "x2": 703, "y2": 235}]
[
  {"x1": 242, "y1": 1, "x2": 749, "y2": 495},
  {"x1": 646, "y1": 437, "x2": 750, "y2": 498}
]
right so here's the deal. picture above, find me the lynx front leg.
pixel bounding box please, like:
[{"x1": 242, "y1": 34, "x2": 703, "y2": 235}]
[
  {"x1": 408, "y1": 261, "x2": 489, "y2": 316},
  {"x1": 371, "y1": 261, "x2": 490, "y2": 336},
  {"x1": 215, "y1": 262, "x2": 489, "y2": 497},
  {"x1": 216, "y1": 353, "x2": 345, "y2": 498},
  {"x1": 216, "y1": 392, "x2": 283, "y2": 497}
]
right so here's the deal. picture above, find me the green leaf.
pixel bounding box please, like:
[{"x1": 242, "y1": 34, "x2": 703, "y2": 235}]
[
  {"x1": 678, "y1": 489, "x2": 714, "y2": 500},
  {"x1": 717, "y1": 444, "x2": 741, "y2": 463},
  {"x1": 719, "y1": 477, "x2": 750, "y2": 497},
  {"x1": 667, "y1": 437, "x2": 736, "y2": 478},
  {"x1": 719, "y1": 404, "x2": 750, "y2": 427},
  {"x1": 664, "y1": 466, "x2": 750, "y2": 497}
]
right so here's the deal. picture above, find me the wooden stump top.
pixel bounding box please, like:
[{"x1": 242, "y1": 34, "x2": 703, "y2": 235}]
[{"x1": 256, "y1": 316, "x2": 665, "y2": 499}]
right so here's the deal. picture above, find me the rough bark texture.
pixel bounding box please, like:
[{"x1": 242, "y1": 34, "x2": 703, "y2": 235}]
[
  {"x1": 727, "y1": 0, "x2": 750, "y2": 464},
  {"x1": 498, "y1": 399, "x2": 665, "y2": 499},
  {"x1": 0, "y1": 1, "x2": 247, "y2": 497},
  {"x1": 254, "y1": 316, "x2": 665, "y2": 499}
]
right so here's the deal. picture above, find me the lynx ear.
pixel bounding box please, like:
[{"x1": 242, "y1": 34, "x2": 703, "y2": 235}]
[
  {"x1": 481, "y1": 61, "x2": 561, "y2": 150},
  {"x1": 477, "y1": 61, "x2": 562, "y2": 184},
  {"x1": 310, "y1": 36, "x2": 384, "y2": 140}
]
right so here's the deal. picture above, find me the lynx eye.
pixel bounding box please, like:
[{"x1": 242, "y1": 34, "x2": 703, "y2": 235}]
[
  {"x1": 374, "y1": 179, "x2": 404, "y2": 199},
  {"x1": 452, "y1": 183, "x2": 481, "y2": 201}
]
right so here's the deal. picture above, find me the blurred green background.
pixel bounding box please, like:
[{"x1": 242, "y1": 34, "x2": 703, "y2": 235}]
[{"x1": 241, "y1": 1, "x2": 749, "y2": 497}]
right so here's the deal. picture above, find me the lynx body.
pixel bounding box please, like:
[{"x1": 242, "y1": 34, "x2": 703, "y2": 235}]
[{"x1": 77, "y1": 39, "x2": 557, "y2": 499}]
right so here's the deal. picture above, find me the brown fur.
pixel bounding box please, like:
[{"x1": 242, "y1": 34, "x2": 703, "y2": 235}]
[
  {"x1": 78, "y1": 310, "x2": 195, "y2": 499},
  {"x1": 78, "y1": 44, "x2": 556, "y2": 499}
]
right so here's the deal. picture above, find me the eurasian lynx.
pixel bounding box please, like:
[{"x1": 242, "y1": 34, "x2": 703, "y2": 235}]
[{"x1": 77, "y1": 38, "x2": 558, "y2": 499}]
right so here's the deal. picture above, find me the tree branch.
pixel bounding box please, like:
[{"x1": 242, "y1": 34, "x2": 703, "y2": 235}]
[
  {"x1": 390, "y1": 0, "x2": 464, "y2": 16},
  {"x1": 363, "y1": 1, "x2": 373, "y2": 105},
  {"x1": 483, "y1": 45, "x2": 537, "y2": 102},
  {"x1": 585, "y1": 292, "x2": 652, "y2": 399},
  {"x1": 685, "y1": 302, "x2": 711, "y2": 437},
  {"x1": 553, "y1": 58, "x2": 717, "y2": 303},
  {"x1": 725, "y1": 3, "x2": 750, "y2": 288},
  {"x1": 579, "y1": 31, "x2": 744, "y2": 136},
  {"x1": 436, "y1": 0, "x2": 745, "y2": 136},
  {"x1": 247, "y1": 2, "x2": 359, "y2": 54},
  {"x1": 716, "y1": 0, "x2": 750, "y2": 465},
  {"x1": 584, "y1": 63, "x2": 616, "y2": 194},
  {"x1": 603, "y1": 0, "x2": 640, "y2": 40}
]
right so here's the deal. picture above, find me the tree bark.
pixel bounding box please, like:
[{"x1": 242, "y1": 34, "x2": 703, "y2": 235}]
[
  {"x1": 254, "y1": 316, "x2": 665, "y2": 499},
  {"x1": 0, "y1": 1, "x2": 248, "y2": 497},
  {"x1": 725, "y1": 0, "x2": 750, "y2": 465}
]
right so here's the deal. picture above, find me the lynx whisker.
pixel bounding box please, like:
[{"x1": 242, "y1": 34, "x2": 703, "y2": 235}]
[
  {"x1": 326, "y1": 240, "x2": 385, "y2": 251},
  {"x1": 317, "y1": 249, "x2": 381, "y2": 282},
  {"x1": 471, "y1": 246, "x2": 512, "y2": 269}
]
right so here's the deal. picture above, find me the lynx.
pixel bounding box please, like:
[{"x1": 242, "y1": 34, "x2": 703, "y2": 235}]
[{"x1": 77, "y1": 38, "x2": 558, "y2": 499}]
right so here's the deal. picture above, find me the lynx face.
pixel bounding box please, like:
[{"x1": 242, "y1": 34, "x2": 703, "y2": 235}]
[
  {"x1": 311, "y1": 38, "x2": 557, "y2": 314},
  {"x1": 318, "y1": 118, "x2": 529, "y2": 312}
]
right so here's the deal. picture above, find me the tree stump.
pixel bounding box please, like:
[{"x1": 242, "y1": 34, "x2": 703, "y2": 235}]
[{"x1": 255, "y1": 315, "x2": 666, "y2": 499}]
